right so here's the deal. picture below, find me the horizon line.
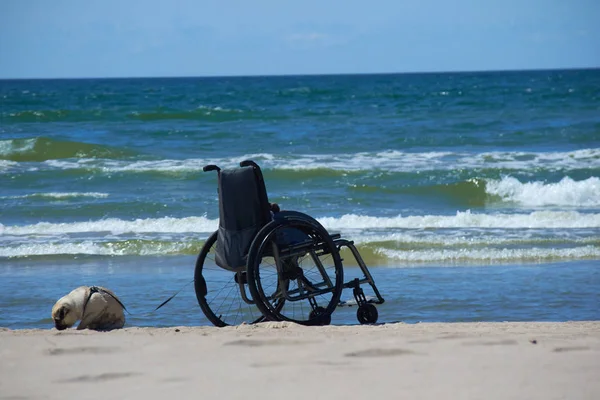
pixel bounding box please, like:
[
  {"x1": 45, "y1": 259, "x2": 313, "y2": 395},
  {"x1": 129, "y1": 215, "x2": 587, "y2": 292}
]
[{"x1": 0, "y1": 66, "x2": 598, "y2": 81}]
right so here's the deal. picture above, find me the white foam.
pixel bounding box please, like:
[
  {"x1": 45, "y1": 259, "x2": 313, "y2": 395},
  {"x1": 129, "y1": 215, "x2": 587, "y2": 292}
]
[
  {"x1": 381, "y1": 245, "x2": 600, "y2": 263},
  {"x1": 318, "y1": 210, "x2": 600, "y2": 230},
  {"x1": 2, "y1": 216, "x2": 218, "y2": 236},
  {"x1": 196, "y1": 105, "x2": 243, "y2": 113},
  {"x1": 0, "y1": 242, "x2": 115, "y2": 257},
  {"x1": 0, "y1": 138, "x2": 36, "y2": 156},
  {"x1": 43, "y1": 154, "x2": 274, "y2": 173},
  {"x1": 1, "y1": 192, "x2": 109, "y2": 200},
  {"x1": 0, "y1": 241, "x2": 192, "y2": 258},
  {"x1": 4, "y1": 148, "x2": 599, "y2": 174},
  {"x1": 2, "y1": 239, "x2": 597, "y2": 262},
  {"x1": 0, "y1": 160, "x2": 17, "y2": 172},
  {"x1": 486, "y1": 176, "x2": 600, "y2": 207},
  {"x1": 2, "y1": 210, "x2": 599, "y2": 238},
  {"x1": 348, "y1": 231, "x2": 598, "y2": 247},
  {"x1": 277, "y1": 148, "x2": 600, "y2": 172}
]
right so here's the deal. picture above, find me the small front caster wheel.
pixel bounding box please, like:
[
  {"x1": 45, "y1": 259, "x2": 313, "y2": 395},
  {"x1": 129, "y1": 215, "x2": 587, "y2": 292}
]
[{"x1": 357, "y1": 303, "x2": 378, "y2": 324}]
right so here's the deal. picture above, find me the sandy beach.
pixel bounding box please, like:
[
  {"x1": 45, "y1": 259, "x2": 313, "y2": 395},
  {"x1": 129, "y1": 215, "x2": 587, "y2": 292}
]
[{"x1": 1, "y1": 321, "x2": 599, "y2": 400}]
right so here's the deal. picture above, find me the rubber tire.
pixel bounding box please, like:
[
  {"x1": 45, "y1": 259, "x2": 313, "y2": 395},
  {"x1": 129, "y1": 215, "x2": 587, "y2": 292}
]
[
  {"x1": 194, "y1": 231, "x2": 266, "y2": 327},
  {"x1": 309, "y1": 306, "x2": 332, "y2": 326},
  {"x1": 357, "y1": 303, "x2": 378, "y2": 325},
  {"x1": 246, "y1": 215, "x2": 344, "y2": 326}
]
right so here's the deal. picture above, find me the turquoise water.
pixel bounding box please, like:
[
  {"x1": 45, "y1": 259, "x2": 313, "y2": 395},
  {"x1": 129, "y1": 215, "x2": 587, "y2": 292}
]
[{"x1": 1, "y1": 69, "x2": 599, "y2": 328}]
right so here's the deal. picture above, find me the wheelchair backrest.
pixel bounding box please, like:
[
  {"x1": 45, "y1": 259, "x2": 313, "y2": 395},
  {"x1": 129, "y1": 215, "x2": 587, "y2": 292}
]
[{"x1": 211, "y1": 161, "x2": 272, "y2": 270}]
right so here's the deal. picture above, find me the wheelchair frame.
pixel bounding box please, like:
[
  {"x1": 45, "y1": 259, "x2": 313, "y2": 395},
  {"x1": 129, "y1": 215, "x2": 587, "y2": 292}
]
[{"x1": 194, "y1": 160, "x2": 384, "y2": 326}]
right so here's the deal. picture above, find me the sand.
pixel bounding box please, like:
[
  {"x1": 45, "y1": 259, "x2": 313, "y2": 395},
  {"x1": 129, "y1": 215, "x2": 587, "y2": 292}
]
[{"x1": 1, "y1": 321, "x2": 599, "y2": 400}]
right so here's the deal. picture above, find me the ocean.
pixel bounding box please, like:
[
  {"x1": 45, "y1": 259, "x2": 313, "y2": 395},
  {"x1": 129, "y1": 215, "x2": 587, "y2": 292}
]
[{"x1": 1, "y1": 69, "x2": 599, "y2": 329}]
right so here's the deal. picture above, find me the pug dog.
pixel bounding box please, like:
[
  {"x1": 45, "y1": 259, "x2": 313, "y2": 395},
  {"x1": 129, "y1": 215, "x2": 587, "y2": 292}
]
[{"x1": 51, "y1": 286, "x2": 126, "y2": 331}]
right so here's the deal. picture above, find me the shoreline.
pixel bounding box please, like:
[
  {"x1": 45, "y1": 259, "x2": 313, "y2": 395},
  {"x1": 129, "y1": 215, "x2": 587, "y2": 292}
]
[
  {"x1": 2, "y1": 260, "x2": 599, "y2": 329},
  {"x1": 2, "y1": 319, "x2": 600, "y2": 333},
  {"x1": 2, "y1": 321, "x2": 599, "y2": 399}
]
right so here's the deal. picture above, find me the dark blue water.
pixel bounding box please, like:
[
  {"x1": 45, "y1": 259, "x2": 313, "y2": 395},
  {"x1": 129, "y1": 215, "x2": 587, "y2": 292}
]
[{"x1": 1, "y1": 69, "x2": 599, "y2": 328}]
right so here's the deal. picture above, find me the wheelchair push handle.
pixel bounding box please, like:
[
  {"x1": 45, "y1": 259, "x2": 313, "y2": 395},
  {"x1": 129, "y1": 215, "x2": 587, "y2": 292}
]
[
  {"x1": 240, "y1": 160, "x2": 260, "y2": 169},
  {"x1": 204, "y1": 161, "x2": 259, "y2": 172},
  {"x1": 203, "y1": 165, "x2": 221, "y2": 172}
]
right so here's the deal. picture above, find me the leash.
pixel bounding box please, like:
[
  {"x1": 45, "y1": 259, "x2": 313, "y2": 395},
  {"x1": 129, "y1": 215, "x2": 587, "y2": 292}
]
[{"x1": 82, "y1": 280, "x2": 194, "y2": 319}]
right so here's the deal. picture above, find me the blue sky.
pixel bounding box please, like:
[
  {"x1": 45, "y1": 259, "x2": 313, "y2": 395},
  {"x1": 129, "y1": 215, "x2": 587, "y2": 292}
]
[{"x1": 1, "y1": 0, "x2": 598, "y2": 78}]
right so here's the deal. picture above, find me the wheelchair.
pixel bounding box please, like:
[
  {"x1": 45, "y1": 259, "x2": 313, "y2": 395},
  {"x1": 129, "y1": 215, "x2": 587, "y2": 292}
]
[{"x1": 194, "y1": 160, "x2": 384, "y2": 327}]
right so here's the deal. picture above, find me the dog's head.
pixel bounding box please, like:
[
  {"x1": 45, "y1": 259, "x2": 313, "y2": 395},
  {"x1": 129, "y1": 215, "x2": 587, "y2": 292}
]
[{"x1": 51, "y1": 300, "x2": 78, "y2": 330}]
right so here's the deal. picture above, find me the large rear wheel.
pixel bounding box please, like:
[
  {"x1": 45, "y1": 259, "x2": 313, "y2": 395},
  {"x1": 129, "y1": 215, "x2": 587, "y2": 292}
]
[
  {"x1": 194, "y1": 231, "x2": 266, "y2": 327},
  {"x1": 246, "y1": 217, "x2": 344, "y2": 326}
]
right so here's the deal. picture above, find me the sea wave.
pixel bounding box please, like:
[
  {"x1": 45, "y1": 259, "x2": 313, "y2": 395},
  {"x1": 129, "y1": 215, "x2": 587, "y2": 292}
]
[
  {"x1": 3, "y1": 210, "x2": 600, "y2": 237},
  {"x1": 0, "y1": 160, "x2": 17, "y2": 172},
  {"x1": 1, "y1": 237, "x2": 598, "y2": 264},
  {"x1": 2, "y1": 210, "x2": 598, "y2": 262},
  {"x1": 10, "y1": 148, "x2": 599, "y2": 172},
  {"x1": 0, "y1": 216, "x2": 218, "y2": 236},
  {"x1": 0, "y1": 137, "x2": 135, "y2": 162},
  {"x1": 127, "y1": 105, "x2": 255, "y2": 121},
  {"x1": 352, "y1": 232, "x2": 600, "y2": 248},
  {"x1": 380, "y1": 245, "x2": 600, "y2": 264},
  {"x1": 3, "y1": 109, "x2": 105, "y2": 123},
  {"x1": 318, "y1": 210, "x2": 600, "y2": 230},
  {"x1": 264, "y1": 149, "x2": 600, "y2": 172},
  {"x1": 396, "y1": 176, "x2": 600, "y2": 208},
  {"x1": 486, "y1": 176, "x2": 600, "y2": 207},
  {"x1": 1, "y1": 192, "x2": 109, "y2": 200},
  {"x1": 0, "y1": 240, "x2": 198, "y2": 258}
]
